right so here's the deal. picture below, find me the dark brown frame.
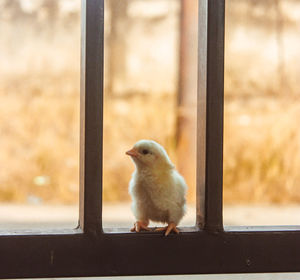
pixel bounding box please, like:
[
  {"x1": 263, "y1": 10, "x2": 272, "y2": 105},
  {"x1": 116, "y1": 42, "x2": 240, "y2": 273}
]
[{"x1": 1, "y1": 0, "x2": 300, "y2": 278}]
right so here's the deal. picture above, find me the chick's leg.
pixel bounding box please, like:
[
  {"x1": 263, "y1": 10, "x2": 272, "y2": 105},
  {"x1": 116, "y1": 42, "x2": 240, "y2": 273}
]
[
  {"x1": 155, "y1": 222, "x2": 179, "y2": 236},
  {"x1": 131, "y1": 220, "x2": 150, "y2": 232}
]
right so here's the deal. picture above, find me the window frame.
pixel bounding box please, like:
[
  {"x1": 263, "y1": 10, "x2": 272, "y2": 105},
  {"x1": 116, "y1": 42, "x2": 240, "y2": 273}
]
[{"x1": 1, "y1": 0, "x2": 300, "y2": 278}]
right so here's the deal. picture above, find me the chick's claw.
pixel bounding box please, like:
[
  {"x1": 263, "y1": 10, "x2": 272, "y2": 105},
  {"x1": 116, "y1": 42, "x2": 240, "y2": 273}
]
[
  {"x1": 155, "y1": 222, "x2": 179, "y2": 236},
  {"x1": 165, "y1": 223, "x2": 180, "y2": 236},
  {"x1": 131, "y1": 221, "x2": 151, "y2": 232}
]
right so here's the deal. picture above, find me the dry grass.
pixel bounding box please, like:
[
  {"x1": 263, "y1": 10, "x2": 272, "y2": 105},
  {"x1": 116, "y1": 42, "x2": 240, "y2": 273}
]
[
  {"x1": 3, "y1": 73, "x2": 300, "y2": 205},
  {"x1": 0, "y1": 72, "x2": 177, "y2": 204},
  {"x1": 223, "y1": 98, "x2": 300, "y2": 204},
  {"x1": 0, "y1": 72, "x2": 80, "y2": 204}
]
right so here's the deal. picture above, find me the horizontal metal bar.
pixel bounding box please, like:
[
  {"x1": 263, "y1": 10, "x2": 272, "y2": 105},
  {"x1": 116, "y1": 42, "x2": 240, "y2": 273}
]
[
  {"x1": 225, "y1": 226, "x2": 300, "y2": 232},
  {"x1": 103, "y1": 226, "x2": 199, "y2": 234},
  {"x1": 0, "y1": 229, "x2": 81, "y2": 236},
  {"x1": 0, "y1": 229, "x2": 300, "y2": 278}
]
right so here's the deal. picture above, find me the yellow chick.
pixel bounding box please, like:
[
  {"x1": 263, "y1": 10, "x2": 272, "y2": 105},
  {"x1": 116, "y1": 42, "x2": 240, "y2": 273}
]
[{"x1": 126, "y1": 140, "x2": 187, "y2": 236}]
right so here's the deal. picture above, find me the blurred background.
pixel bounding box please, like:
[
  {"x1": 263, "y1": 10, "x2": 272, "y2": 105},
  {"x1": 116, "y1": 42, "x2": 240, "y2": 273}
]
[
  {"x1": 0, "y1": 0, "x2": 80, "y2": 229},
  {"x1": 0, "y1": 0, "x2": 300, "y2": 229}
]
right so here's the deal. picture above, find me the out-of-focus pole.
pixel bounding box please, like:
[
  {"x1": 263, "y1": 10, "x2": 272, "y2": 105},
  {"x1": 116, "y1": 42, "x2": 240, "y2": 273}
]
[
  {"x1": 107, "y1": 0, "x2": 128, "y2": 96},
  {"x1": 177, "y1": 0, "x2": 198, "y2": 202}
]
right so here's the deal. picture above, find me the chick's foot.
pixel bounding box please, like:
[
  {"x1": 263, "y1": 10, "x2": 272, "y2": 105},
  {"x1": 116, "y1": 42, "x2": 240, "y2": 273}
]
[
  {"x1": 130, "y1": 221, "x2": 151, "y2": 232},
  {"x1": 155, "y1": 222, "x2": 179, "y2": 236}
]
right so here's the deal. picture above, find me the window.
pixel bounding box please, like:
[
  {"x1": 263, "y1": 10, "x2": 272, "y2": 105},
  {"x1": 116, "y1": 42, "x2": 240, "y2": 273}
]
[{"x1": 1, "y1": 0, "x2": 300, "y2": 278}]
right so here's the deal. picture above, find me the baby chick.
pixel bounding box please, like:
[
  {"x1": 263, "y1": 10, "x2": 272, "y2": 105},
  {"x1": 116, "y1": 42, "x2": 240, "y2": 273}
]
[{"x1": 126, "y1": 140, "x2": 187, "y2": 236}]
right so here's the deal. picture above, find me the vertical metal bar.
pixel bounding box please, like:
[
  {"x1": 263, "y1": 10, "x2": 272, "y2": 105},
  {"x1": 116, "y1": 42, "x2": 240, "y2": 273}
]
[
  {"x1": 198, "y1": 0, "x2": 225, "y2": 232},
  {"x1": 205, "y1": 0, "x2": 225, "y2": 231},
  {"x1": 79, "y1": 0, "x2": 86, "y2": 231},
  {"x1": 196, "y1": 0, "x2": 207, "y2": 228},
  {"x1": 79, "y1": 0, "x2": 104, "y2": 233}
]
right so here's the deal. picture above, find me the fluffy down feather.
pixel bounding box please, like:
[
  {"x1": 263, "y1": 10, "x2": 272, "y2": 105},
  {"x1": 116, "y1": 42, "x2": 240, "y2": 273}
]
[{"x1": 126, "y1": 140, "x2": 187, "y2": 235}]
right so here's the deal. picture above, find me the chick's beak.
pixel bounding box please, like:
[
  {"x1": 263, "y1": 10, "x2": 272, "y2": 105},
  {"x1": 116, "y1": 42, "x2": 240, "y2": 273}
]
[{"x1": 126, "y1": 148, "x2": 139, "y2": 157}]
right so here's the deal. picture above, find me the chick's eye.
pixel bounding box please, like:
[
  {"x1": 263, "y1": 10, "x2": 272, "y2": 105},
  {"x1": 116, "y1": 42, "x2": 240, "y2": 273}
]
[{"x1": 142, "y1": 149, "x2": 149, "y2": 155}]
